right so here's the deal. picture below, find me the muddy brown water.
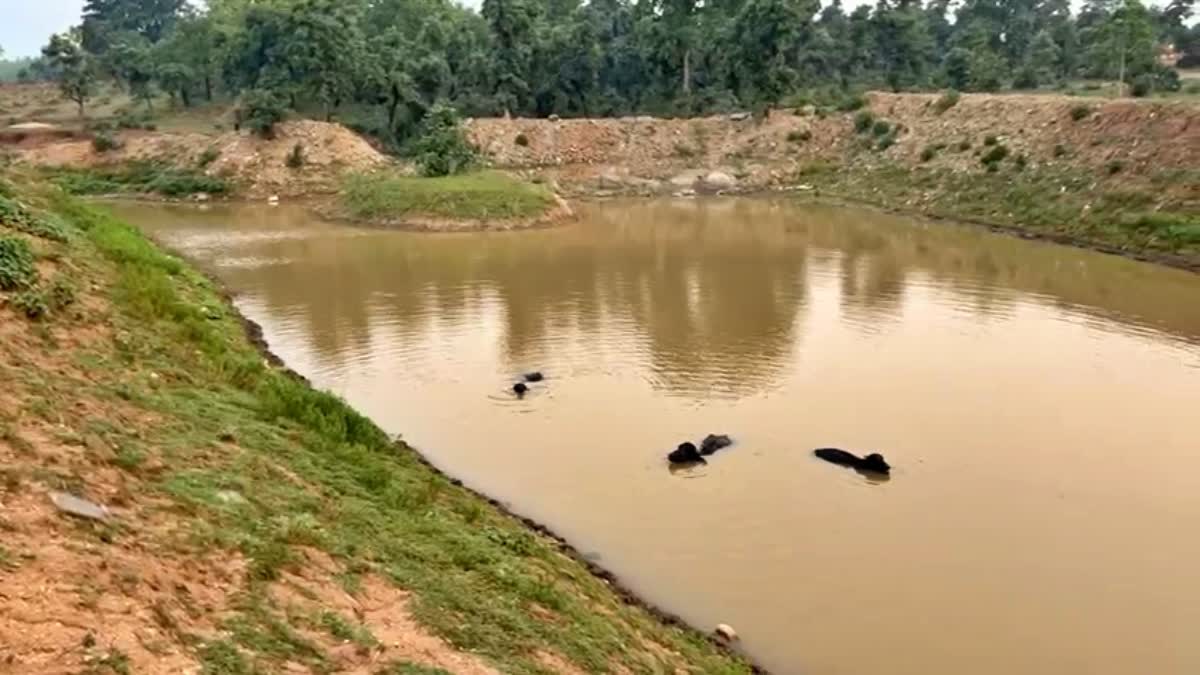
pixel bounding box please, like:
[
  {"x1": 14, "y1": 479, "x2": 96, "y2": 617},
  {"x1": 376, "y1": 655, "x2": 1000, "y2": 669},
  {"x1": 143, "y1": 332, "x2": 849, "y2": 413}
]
[{"x1": 110, "y1": 198, "x2": 1200, "y2": 675}]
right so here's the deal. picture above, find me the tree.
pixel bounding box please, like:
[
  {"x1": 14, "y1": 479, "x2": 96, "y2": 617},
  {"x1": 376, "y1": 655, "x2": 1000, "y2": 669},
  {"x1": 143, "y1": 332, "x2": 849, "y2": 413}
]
[
  {"x1": 42, "y1": 33, "x2": 95, "y2": 119},
  {"x1": 81, "y1": 0, "x2": 187, "y2": 53},
  {"x1": 1089, "y1": 0, "x2": 1157, "y2": 92},
  {"x1": 482, "y1": 0, "x2": 539, "y2": 115}
]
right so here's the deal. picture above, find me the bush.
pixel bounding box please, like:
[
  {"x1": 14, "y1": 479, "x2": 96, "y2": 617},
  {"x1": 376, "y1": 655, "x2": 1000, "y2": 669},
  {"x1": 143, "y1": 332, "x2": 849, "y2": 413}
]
[
  {"x1": 198, "y1": 147, "x2": 220, "y2": 167},
  {"x1": 47, "y1": 162, "x2": 230, "y2": 198},
  {"x1": 980, "y1": 144, "x2": 1009, "y2": 167},
  {"x1": 286, "y1": 143, "x2": 305, "y2": 169},
  {"x1": 786, "y1": 129, "x2": 812, "y2": 143},
  {"x1": 92, "y1": 132, "x2": 121, "y2": 153},
  {"x1": 13, "y1": 288, "x2": 48, "y2": 319},
  {"x1": 1013, "y1": 66, "x2": 1039, "y2": 90},
  {"x1": 876, "y1": 133, "x2": 897, "y2": 151},
  {"x1": 836, "y1": 93, "x2": 867, "y2": 112},
  {"x1": 933, "y1": 90, "x2": 961, "y2": 114},
  {"x1": 1121, "y1": 213, "x2": 1200, "y2": 246},
  {"x1": 408, "y1": 104, "x2": 478, "y2": 177},
  {"x1": 1069, "y1": 105, "x2": 1092, "y2": 122},
  {"x1": 240, "y1": 89, "x2": 288, "y2": 139},
  {"x1": 1131, "y1": 75, "x2": 1153, "y2": 98},
  {"x1": 871, "y1": 120, "x2": 891, "y2": 137},
  {"x1": 1106, "y1": 160, "x2": 1125, "y2": 175},
  {"x1": 853, "y1": 111, "x2": 875, "y2": 133},
  {"x1": 514, "y1": 133, "x2": 529, "y2": 147},
  {"x1": 0, "y1": 236, "x2": 37, "y2": 291}
]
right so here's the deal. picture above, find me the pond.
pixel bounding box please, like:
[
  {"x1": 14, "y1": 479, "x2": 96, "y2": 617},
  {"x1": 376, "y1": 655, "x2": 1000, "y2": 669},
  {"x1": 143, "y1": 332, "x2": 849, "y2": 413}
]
[{"x1": 110, "y1": 197, "x2": 1200, "y2": 675}]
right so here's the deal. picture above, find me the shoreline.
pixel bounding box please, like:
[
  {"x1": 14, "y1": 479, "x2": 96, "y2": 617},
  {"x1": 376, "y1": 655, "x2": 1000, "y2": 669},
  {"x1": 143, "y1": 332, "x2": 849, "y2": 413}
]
[{"x1": 174, "y1": 244, "x2": 770, "y2": 672}]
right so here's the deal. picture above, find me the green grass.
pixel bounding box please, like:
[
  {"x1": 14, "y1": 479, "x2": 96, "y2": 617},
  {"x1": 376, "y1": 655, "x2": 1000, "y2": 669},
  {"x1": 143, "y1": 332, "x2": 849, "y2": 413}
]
[
  {"x1": 340, "y1": 170, "x2": 555, "y2": 223},
  {"x1": 791, "y1": 161, "x2": 1200, "y2": 260},
  {"x1": 2, "y1": 174, "x2": 752, "y2": 674},
  {"x1": 43, "y1": 161, "x2": 230, "y2": 198}
]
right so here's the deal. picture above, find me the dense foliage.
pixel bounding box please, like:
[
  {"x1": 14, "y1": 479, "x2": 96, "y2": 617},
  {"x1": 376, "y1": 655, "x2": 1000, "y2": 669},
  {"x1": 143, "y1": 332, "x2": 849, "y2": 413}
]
[{"x1": 16, "y1": 0, "x2": 1200, "y2": 145}]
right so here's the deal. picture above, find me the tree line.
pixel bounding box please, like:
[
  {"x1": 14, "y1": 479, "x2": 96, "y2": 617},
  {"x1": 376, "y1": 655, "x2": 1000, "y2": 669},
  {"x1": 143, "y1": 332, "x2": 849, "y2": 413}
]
[{"x1": 17, "y1": 0, "x2": 1200, "y2": 145}]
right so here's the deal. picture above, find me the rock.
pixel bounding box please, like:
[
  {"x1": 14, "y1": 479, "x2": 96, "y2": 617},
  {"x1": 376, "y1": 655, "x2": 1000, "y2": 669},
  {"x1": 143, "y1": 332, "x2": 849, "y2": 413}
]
[
  {"x1": 513, "y1": 382, "x2": 529, "y2": 397},
  {"x1": 714, "y1": 624, "x2": 739, "y2": 642},
  {"x1": 216, "y1": 490, "x2": 246, "y2": 505},
  {"x1": 267, "y1": 195, "x2": 280, "y2": 205},
  {"x1": 193, "y1": 192, "x2": 210, "y2": 203},
  {"x1": 523, "y1": 372, "x2": 545, "y2": 383},
  {"x1": 548, "y1": 114, "x2": 560, "y2": 122},
  {"x1": 50, "y1": 492, "x2": 110, "y2": 521},
  {"x1": 729, "y1": 112, "x2": 751, "y2": 122},
  {"x1": 700, "y1": 171, "x2": 737, "y2": 192}
]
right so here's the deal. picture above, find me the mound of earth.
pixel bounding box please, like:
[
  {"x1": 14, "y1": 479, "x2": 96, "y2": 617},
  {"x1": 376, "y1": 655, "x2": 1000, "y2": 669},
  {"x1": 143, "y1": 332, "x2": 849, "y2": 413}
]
[
  {"x1": 16, "y1": 120, "x2": 388, "y2": 198},
  {"x1": 466, "y1": 92, "x2": 1200, "y2": 198}
]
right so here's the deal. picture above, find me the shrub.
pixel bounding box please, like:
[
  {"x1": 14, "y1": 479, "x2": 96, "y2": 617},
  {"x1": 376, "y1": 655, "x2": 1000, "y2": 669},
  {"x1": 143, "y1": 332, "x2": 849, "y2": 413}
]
[
  {"x1": 1053, "y1": 144, "x2": 1068, "y2": 158},
  {"x1": 286, "y1": 143, "x2": 305, "y2": 169},
  {"x1": 0, "y1": 236, "x2": 37, "y2": 291},
  {"x1": 983, "y1": 135, "x2": 998, "y2": 147},
  {"x1": 48, "y1": 276, "x2": 76, "y2": 310},
  {"x1": 1069, "y1": 105, "x2": 1092, "y2": 122},
  {"x1": 786, "y1": 129, "x2": 812, "y2": 143},
  {"x1": 871, "y1": 120, "x2": 891, "y2": 137},
  {"x1": 1013, "y1": 66, "x2": 1039, "y2": 90},
  {"x1": 920, "y1": 145, "x2": 939, "y2": 162},
  {"x1": 1106, "y1": 160, "x2": 1125, "y2": 175},
  {"x1": 836, "y1": 93, "x2": 867, "y2": 112},
  {"x1": 514, "y1": 133, "x2": 529, "y2": 147},
  {"x1": 1131, "y1": 75, "x2": 1153, "y2": 98},
  {"x1": 1014, "y1": 154, "x2": 1028, "y2": 171},
  {"x1": 408, "y1": 104, "x2": 478, "y2": 177},
  {"x1": 1121, "y1": 213, "x2": 1200, "y2": 246},
  {"x1": 240, "y1": 89, "x2": 288, "y2": 139},
  {"x1": 853, "y1": 111, "x2": 875, "y2": 133},
  {"x1": 13, "y1": 288, "x2": 48, "y2": 319},
  {"x1": 934, "y1": 90, "x2": 961, "y2": 114},
  {"x1": 92, "y1": 132, "x2": 121, "y2": 153},
  {"x1": 198, "y1": 147, "x2": 220, "y2": 167},
  {"x1": 47, "y1": 162, "x2": 230, "y2": 198},
  {"x1": 876, "y1": 133, "x2": 897, "y2": 151},
  {"x1": 980, "y1": 144, "x2": 1009, "y2": 167}
]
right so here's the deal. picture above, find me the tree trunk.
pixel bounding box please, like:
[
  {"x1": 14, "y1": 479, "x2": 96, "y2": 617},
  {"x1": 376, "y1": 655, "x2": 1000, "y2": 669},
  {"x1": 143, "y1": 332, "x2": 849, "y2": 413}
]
[
  {"x1": 181, "y1": 88, "x2": 191, "y2": 108},
  {"x1": 682, "y1": 47, "x2": 692, "y2": 96},
  {"x1": 204, "y1": 76, "x2": 213, "y2": 102},
  {"x1": 77, "y1": 99, "x2": 84, "y2": 120}
]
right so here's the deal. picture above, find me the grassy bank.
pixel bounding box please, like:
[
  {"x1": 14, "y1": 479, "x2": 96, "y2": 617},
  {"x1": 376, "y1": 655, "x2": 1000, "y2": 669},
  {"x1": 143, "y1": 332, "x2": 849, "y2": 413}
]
[
  {"x1": 0, "y1": 173, "x2": 751, "y2": 674},
  {"x1": 794, "y1": 161, "x2": 1200, "y2": 268},
  {"x1": 42, "y1": 161, "x2": 230, "y2": 198},
  {"x1": 340, "y1": 170, "x2": 556, "y2": 224}
]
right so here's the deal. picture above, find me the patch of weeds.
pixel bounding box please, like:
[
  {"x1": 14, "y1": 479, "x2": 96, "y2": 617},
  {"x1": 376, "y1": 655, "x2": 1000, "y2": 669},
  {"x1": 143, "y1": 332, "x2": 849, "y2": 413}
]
[
  {"x1": 1106, "y1": 160, "x2": 1125, "y2": 175},
  {"x1": 49, "y1": 275, "x2": 77, "y2": 310},
  {"x1": 920, "y1": 144, "x2": 942, "y2": 162},
  {"x1": 46, "y1": 162, "x2": 230, "y2": 198},
  {"x1": 198, "y1": 147, "x2": 221, "y2": 168},
  {"x1": 836, "y1": 93, "x2": 867, "y2": 112},
  {"x1": 933, "y1": 89, "x2": 961, "y2": 114},
  {"x1": 1120, "y1": 212, "x2": 1200, "y2": 247},
  {"x1": 13, "y1": 287, "x2": 49, "y2": 319},
  {"x1": 113, "y1": 445, "x2": 147, "y2": 471},
  {"x1": 981, "y1": 144, "x2": 1010, "y2": 168},
  {"x1": 83, "y1": 648, "x2": 132, "y2": 675},
  {"x1": 0, "y1": 235, "x2": 37, "y2": 290},
  {"x1": 795, "y1": 161, "x2": 838, "y2": 178},
  {"x1": 1014, "y1": 154, "x2": 1028, "y2": 171},
  {"x1": 871, "y1": 120, "x2": 892, "y2": 137},
  {"x1": 853, "y1": 110, "x2": 875, "y2": 133},
  {"x1": 1070, "y1": 104, "x2": 1093, "y2": 121},
  {"x1": 225, "y1": 597, "x2": 329, "y2": 668},
  {"x1": 786, "y1": 129, "x2": 812, "y2": 143},
  {"x1": 514, "y1": 132, "x2": 529, "y2": 147},
  {"x1": 876, "y1": 133, "x2": 897, "y2": 151},
  {"x1": 198, "y1": 639, "x2": 253, "y2": 675},
  {"x1": 1053, "y1": 144, "x2": 1068, "y2": 158},
  {"x1": 983, "y1": 135, "x2": 999, "y2": 147},
  {"x1": 92, "y1": 132, "x2": 122, "y2": 154},
  {"x1": 319, "y1": 611, "x2": 378, "y2": 648},
  {"x1": 285, "y1": 143, "x2": 305, "y2": 170}
]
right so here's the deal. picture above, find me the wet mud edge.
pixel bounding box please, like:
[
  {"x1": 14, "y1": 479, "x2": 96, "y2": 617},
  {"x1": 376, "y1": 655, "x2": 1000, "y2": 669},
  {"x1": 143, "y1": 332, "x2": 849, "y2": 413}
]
[{"x1": 207, "y1": 273, "x2": 768, "y2": 673}]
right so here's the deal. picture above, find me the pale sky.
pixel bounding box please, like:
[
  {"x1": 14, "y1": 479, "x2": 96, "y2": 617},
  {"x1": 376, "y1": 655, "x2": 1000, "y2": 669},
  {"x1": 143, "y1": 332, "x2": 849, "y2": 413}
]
[{"x1": 0, "y1": 0, "x2": 1169, "y2": 59}]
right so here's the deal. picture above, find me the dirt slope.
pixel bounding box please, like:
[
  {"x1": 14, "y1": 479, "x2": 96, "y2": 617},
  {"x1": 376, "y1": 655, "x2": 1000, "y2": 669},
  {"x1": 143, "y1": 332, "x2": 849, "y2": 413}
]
[
  {"x1": 14, "y1": 120, "x2": 388, "y2": 198},
  {"x1": 466, "y1": 92, "x2": 1200, "y2": 196}
]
